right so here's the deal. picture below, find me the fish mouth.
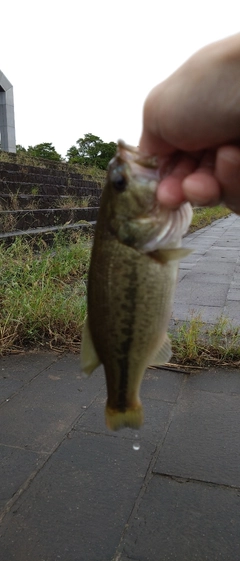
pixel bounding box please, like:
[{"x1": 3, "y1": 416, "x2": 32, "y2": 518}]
[
  {"x1": 109, "y1": 141, "x2": 193, "y2": 252},
  {"x1": 116, "y1": 140, "x2": 161, "y2": 184}
]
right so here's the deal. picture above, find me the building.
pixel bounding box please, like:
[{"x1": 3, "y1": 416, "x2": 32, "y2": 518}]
[{"x1": 0, "y1": 71, "x2": 16, "y2": 153}]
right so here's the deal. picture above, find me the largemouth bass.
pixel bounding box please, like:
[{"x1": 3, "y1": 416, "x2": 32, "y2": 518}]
[{"x1": 81, "y1": 141, "x2": 192, "y2": 431}]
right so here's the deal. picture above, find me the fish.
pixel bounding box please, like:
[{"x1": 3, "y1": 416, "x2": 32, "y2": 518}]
[{"x1": 81, "y1": 140, "x2": 192, "y2": 431}]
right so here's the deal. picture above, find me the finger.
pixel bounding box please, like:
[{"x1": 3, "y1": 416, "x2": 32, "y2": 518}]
[
  {"x1": 182, "y1": 171, "x2": 220, "y2": 206},
  {"x1": 216, "y1": 146, "x2": 240, "y2": 213},
  {"x1": 157, "y1": 156, "x2": 197, "y2": 208},
  {"x1": 182, "y1": 150, "x2": 221, "y2": 206}
]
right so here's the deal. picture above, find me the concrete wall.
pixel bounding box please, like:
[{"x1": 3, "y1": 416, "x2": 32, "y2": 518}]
[{"x1": 0, "y1": 71, "x2": 16, "y2": 153}]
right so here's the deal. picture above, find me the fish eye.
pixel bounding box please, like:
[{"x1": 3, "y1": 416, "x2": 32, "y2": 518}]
[{"x1": 109, "y1": 166, "x2": 127, "y2": 192}]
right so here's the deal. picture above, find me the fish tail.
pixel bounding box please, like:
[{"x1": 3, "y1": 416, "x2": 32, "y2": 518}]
[{"x1": 105, "y1": 404, "x2": 144, "y2": 431}]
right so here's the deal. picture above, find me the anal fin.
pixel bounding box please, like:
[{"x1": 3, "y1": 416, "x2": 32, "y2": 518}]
[
  {"x1": 81, "y1": 317, "x2": 101, "y2": 375},
  {"x1": 150, "y1": 333, "x2": 172, "y2": 366}
]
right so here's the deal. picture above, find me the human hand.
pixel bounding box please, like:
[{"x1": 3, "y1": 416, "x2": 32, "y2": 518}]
[{"x1": 139, "y1": 33, "x2": 240, "y2": 213}]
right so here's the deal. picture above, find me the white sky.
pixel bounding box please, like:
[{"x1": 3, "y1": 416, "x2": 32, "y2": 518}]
[{"x1": 1, "y1": 0, "x2": 240, "y2": 157}]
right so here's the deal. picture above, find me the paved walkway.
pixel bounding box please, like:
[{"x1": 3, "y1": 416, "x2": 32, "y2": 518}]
[
  {"x1": 173, "y1": 212, "x2": 240, "y2": 325},
  {"x1": 1, "y1": 215, "x2": 240, "y2": 561}
]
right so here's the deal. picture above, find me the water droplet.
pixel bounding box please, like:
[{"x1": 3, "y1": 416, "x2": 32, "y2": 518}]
[{"x1": 132, "y1": 432, "x2": 140, "y2": 451}]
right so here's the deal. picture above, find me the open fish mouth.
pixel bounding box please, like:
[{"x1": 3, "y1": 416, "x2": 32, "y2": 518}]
[
  {"x1": 114, "y1": 140, "x2": 161, "y2": 185},
  {"x1": 110, "y1": 141, "x2": 193, "y2": 253}
]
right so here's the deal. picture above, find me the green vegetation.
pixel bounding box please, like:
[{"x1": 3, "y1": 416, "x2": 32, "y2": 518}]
[
  {"x1": 15, "y1": 133, "x2": 117, "y2": 170},
  {"x1": 56, "y1": 195, "x2": 93, "y2": 209},
  {"x1": 0, "y1": 235, "x2": 239, "y2": 366},
  {"x1": 17, "y1": 142, "x2": 62, "y2": 161},
  {"x1": 66, "y1": 133, "x2": 117, "y2": 170},
  {"x1": 0, "y1": 234, "x2": 91, "y2": 355},
  {"x1": 190, "y1": 205, "x2": 230, "y2": 232},
  {"x1": 170, "y1": 314, "x2": 240, "y2": 367},
  {"x1": 0, "y1": 148, "x2": 107, "y2": 188}
]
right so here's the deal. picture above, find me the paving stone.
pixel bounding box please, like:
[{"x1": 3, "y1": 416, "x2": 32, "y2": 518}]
[
  {"x1": 0, "y1": 351, "x2": 59, "y2": 383},
  {"x1": 205, "y1": 249, "x2": 239, "y2": 260},
  {"x1": 178, "y1": 262, "x2": 195, "y2": 270},
  {"x1": 154, "y1": 387, "x2": 240, "y2": 487},
  {"x1": 223, "y1": 301, "x2": 240, "y2": 325},
  {"x1": 0, "y1": 378, "x2": 23, "y2": 404},
  {"x1": 141, "y1": 368, "x2": 185, "y2": 402},
  {"x1": 0, "y1": 355, "x2": 105, "y2": 453},
  {"x1": 0, "y1": 433, "x2": 154, "y2": 561},
  {"x1": 121, "y1": 475, "x2": 240, "y2": 561},
  {"x1": 230, "y1": 280, "x2": 240, "y2": 288},
  {"x1": 212, "y1": 239, "x2": 240, "y2": 247},
  {"x1": 174, "y1": 281, "x2": 229, "y2": 306},
  {"x1": 202, "y1": 253, "x2": 239, "y2": 263},
  {"x1": 186, "y1": 368, "x2": 240, "y2": 395},
  {"x1": 75, "y1": 386, "x2": 174, "y2": 444},
  {"x1": 0, "y1": 445, "x2": 43, "y2": 507},
  {"x1": 178, "y1": 253, "x2": 201, "y2": 263},
  {"x1": 192, "y1": 261, "x2": 235, "y2": 274},
  {"x1": 177, "y1": 269, "x2": 187, "y2": 281},
  {"x1": 172, "y1": 303, "x2": 223, "y2": 322},
  {"x1": 78, "y1": 365, "x2": 183, "y2": 442},
  {"x1": 227, "y1": 289, "x2": 240, "y2": 300},
  {"x1": 182, "y1": 271, "x2": 233, "y2": 284}
]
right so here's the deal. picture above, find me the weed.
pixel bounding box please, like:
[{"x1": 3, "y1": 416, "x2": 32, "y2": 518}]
[
  {"x1": 0, "y1": 234, "x2": 91, "y2": 354},
  {"x1": 0, "y1": 150, "x2": 106, "y2": 187},
  {"x1": 171, "y1": 314, "x2": 240, "y2": 366},
  {"x1": 190, "y1": 206, "x2": 230, "y2": 233},
  {"x1": 31, "y1": 186, "x2": 39, "y2": 196},
  {"x1": 56, "y1": 195, "x2": 93, "y2": 209},
  {"x1": 0, "y1": 213, "x2": 17, "y2": 233}
]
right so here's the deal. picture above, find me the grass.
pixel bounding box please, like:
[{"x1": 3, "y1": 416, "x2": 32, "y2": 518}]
[
  {"x1": 0, "y1": 233, "x2": 91, "y2": 355},
  {"x1": 170, "y1": 314, "x2": 240, "y2": 367},
  {"x1": 190, "y1": 205, "x2": 230, "y2": 232},
  {"x1": 56, "y1": 195, "x2": 94, "y2": 209},
  {"x1": 1, "y1": 235, "x2": 240, "y2": 367},
  {"x1": 0, "y1": 150, "x2": 106, "y2": 187},
  {"x1": 0, "y1": 195, "x2": 96, "y2": 212},
  {"x1": 0, "y1": 213, "x2": 17, "y2": 233}
]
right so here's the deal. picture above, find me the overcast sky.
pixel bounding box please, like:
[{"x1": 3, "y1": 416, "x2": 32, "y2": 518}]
[{"x1": 2, "y1": 0, "x2": 240, "y2": 157}]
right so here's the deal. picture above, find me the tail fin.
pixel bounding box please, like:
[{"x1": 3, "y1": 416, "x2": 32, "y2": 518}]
[{"x1": 105, "y1": 404, "x2": 143, "y2": 431}]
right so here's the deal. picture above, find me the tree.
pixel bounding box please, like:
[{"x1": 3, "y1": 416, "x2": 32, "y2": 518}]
[
  {"x1": 66, "y1": 145, "x2": 81, "y2": 163},
  {"x1": 66, "y1": 134, "x2": 117, "y2": 169},
  {"x1": 16, "y1": 144, "x2": 27, "y2": 154},
  {"x1": 97, "y1": 141, "x2": 117, "y2": 170},
  {"x1": 27, "y1": 143, "x2": 62, "y2": 161}
]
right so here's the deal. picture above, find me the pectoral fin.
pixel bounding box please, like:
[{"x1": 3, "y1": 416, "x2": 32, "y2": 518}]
[
  {"x1": 149, "y1": 247, "x2": 192, "y2": 264},
  {"x1": 150, "y1": 333, "x2": 172, "y2": 366},
  {"x1": 81, "y1": 317, "x2": 101, "y2": 375}
]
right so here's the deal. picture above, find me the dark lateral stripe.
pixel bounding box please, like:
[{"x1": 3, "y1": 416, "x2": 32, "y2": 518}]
[{"x1": 116, "y1": 266, "x2": 137, "y2": 411}]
